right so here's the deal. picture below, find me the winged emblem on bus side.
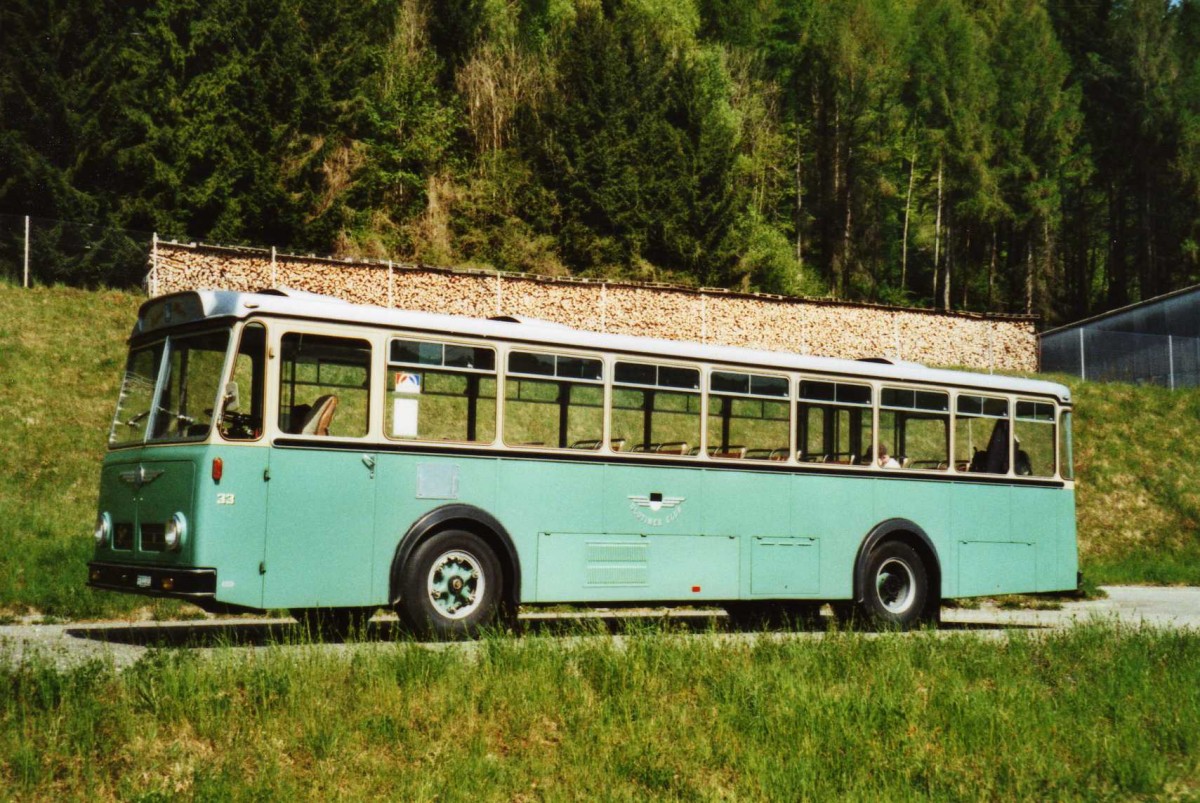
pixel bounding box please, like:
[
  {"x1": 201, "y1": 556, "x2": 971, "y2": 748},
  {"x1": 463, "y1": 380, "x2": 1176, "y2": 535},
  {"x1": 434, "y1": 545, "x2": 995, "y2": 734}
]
[
  {"x1": 119, "y1": 466, "x2": 165, "y2": 491},
  {"x1": 628, "y1": 494, "x2": 685, "y2": 513}
]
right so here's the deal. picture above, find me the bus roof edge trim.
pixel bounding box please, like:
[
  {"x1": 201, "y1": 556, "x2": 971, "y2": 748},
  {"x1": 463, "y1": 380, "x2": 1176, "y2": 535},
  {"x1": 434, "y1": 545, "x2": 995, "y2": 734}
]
[{"x1": 137, "y1": 289, "x2": 1072, "y2": 405}]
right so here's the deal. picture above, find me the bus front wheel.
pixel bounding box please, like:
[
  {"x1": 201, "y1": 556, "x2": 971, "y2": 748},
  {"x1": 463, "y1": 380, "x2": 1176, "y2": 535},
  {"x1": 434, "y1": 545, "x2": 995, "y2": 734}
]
[
  {"x1": 857, "y1": 541, "x2": 929, "y2": 629},
  {"x1": 398, "y1": 529, "x2": 502, "y2": 639}
]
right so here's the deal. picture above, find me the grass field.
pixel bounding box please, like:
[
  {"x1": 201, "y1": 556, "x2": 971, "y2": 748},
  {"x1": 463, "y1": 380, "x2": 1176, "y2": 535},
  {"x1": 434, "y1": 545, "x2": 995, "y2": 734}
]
[
  {"x1": 1, "y1": 623, "x2": 1198, "y2": 799},
  {"x1": 1, "y1": 282, "x2": 1199, "y2": 620},
  {"x1": 1068, "y1": 378, "x2": 1200, "y2": 584}
]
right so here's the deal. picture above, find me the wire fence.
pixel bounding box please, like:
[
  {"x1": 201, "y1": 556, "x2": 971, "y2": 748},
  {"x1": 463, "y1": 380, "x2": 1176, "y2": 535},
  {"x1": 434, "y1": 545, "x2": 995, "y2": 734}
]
[
  {"x1": 0, "y1": 214, "x2": 153, "y2": 289},
  {"x1": 1041, "y1": 327, "x2": 1200, "y2": 388}
]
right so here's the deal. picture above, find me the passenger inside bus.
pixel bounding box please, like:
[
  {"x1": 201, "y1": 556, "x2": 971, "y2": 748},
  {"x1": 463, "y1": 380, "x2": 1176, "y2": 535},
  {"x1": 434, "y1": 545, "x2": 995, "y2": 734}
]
[{"x1": 968, "y1": 419, "x2": 1010, "y2": 473}]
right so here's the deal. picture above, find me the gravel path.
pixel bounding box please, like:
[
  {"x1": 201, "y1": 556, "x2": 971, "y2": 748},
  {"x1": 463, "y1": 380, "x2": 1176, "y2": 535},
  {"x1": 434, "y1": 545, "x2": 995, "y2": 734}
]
[{"x1": 2, "y1": 586, "x2": 1196, "y2": 671}]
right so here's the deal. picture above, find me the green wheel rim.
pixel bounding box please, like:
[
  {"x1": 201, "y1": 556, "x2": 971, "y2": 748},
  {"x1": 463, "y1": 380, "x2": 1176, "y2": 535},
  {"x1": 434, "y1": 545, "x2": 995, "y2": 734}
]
[{"x1": 426, "y1": 550, "x2": 485, "y2": 620}]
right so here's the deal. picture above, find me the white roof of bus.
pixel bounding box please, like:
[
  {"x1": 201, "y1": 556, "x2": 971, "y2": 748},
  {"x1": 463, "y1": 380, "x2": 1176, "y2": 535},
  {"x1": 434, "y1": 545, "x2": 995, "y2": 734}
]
[{"x1": 146, "y1": 288, "x2": 1071, "y2": 403}]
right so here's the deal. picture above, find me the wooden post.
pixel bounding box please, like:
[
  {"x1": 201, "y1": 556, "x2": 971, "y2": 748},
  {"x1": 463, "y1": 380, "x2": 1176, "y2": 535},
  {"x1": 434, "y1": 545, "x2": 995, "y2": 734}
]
[
  {"x1": 149, "y1": 232, "x2": 158, "y2": 296},
  {"x1": 23, "y1": 216, "x2": 30, "y2": 288}
]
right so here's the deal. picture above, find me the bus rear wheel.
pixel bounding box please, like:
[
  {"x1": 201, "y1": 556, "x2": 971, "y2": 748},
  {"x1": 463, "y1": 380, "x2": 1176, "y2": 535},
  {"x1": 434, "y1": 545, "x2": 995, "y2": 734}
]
[
  {"x1": 857, "y1": 541, "x2": 929, "y2": 629},
  {"x1": 398, "y1": 530, "x2": 502, "y2": 640}
]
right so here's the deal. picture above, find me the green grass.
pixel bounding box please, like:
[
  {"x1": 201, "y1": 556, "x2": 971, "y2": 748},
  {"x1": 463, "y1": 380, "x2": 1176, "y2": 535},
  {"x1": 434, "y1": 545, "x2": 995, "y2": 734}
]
[
  {"x1": 0, "y1": 282, "x2": 1198, "y2": 620},
  {"x1": 1067, "y1": 378, "x2": 1200, "y2": 585},
  {"x1": 1, "y1": 623, "x2": 1198, "y2": 799},
  {"x1": 0, "y1": 283, "x2": 152, "y2": 619}
]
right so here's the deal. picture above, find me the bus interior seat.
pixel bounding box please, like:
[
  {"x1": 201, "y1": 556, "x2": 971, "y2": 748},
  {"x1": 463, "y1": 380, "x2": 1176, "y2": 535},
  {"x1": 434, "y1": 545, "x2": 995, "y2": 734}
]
[
  {"x1": 657, "y1": 442, "x2": 689, "y2": 455},
  {"x1": 570, "y1": 438, "x2": 602, "y2": 450},
  {"x1": 769, "y1": 448, "x2": 789, "y2": 461},
  {"x1": 300, "y1": 395, "x2": 339, "y2": 436},
  {"x1": 610, "y1": 438, "x2": 626, "y2": 452},
  {"x1": 712, "y1": 445, "x2": 746, "y2": 459}
]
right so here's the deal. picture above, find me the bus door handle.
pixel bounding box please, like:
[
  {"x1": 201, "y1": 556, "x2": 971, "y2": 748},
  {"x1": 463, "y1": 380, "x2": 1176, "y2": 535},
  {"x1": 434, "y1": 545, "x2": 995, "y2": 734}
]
[{"x1": 361, "y1": 455, "x2": 376, "y2": 476}]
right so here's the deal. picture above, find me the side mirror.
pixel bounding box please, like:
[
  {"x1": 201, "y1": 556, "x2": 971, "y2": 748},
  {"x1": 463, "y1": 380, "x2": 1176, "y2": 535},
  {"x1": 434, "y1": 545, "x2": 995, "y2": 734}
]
[{"x1": 223, "y1": 381, "x2": 240, "y2": 412}]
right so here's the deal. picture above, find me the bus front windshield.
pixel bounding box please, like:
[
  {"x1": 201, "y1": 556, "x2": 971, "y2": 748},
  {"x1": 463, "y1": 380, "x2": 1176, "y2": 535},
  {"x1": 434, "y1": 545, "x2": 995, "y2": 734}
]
[{"x1": 109, "y1": 330, "x2": 231, "y2": 447}]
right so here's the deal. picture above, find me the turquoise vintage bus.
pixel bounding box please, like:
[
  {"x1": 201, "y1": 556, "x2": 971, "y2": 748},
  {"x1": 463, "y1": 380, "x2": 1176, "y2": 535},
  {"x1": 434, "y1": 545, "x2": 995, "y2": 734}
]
[{"x1": 89, "y1": 289, "x2": 1077, "y2": 636}]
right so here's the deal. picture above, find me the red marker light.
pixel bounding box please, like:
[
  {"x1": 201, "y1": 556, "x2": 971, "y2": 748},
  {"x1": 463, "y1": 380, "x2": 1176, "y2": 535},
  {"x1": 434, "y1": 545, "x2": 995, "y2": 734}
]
[
  {"x1": 692, "y1": 585, "x2": 701, "y2": 593},
  {"x1": 212, "y1": 457, "x2": 223, "y2": 483}
]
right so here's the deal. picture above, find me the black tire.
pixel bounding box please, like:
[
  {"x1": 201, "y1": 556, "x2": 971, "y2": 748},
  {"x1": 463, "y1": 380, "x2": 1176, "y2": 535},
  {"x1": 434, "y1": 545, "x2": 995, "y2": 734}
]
[
  {"x1": 857, "y1": 541, "x2": 929, "y2": 629},
  {"x1": 290, "y1": 607, "x2": 374, "y2": 641},
  {"x1": 398, "y1": 530, "x2": 502, "y2": 640}
]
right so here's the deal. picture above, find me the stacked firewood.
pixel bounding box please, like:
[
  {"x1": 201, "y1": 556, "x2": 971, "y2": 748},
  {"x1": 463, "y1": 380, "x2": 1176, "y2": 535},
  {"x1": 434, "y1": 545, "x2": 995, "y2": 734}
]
[{"x1": 151, "y1": 241, "x2": 1038, "y2": 372}]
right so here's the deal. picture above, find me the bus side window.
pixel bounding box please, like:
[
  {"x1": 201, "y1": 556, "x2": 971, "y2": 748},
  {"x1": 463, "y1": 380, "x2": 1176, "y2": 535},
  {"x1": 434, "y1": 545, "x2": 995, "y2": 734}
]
[
  {"x1": 796, "y1": 380, "x2": 872, "y2": 465},
  {"x1": 708, "y1": 371, "x2": 789, "y2": 460},
  {"x1": 880, "y1": 387, "x2": 949, "y2": 470},
  {"x1": 220, "y1": 322, "x2": 266, "y2": 441},
  {"x1": 1015, "y1": 400, "x2": 1057, "y2": 477},
  {"x1": 278, "y1": 333, "x2": 371, "y2": 438},
  {"x1": 504, "y1": 351, "x2": 603, "y2": 449},
  {"x1": 955, "y1": 394, "x2": 1009, "y2": 474},
  {"x1": 611, "y1": 362, "x2": 701, "y2": 457},
  {"x1": 387, "y1": 339, "x2": 496, "y2": 443}
]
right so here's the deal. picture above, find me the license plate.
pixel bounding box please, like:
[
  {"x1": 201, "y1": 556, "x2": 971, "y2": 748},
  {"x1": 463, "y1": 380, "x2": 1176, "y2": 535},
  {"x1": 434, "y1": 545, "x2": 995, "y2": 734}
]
[{"x1": 136, "y1": 575, "x2": 151, "y2": 588}]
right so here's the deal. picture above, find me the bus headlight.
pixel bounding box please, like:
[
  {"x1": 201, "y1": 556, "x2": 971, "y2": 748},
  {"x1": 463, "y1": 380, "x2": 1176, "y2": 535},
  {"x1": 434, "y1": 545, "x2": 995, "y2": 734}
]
[
  {"x1": 164, "y1": 512, "x2": 187, "y2": 551},
  {"x1": 93, "y1": 513, "x2": 112, "y2": 547}
]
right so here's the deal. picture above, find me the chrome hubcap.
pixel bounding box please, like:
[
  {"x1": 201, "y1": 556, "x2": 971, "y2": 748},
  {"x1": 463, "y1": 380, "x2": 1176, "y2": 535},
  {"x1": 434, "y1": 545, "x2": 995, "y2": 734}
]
[
  {"x1": 876, "y1": 558, "x2": 916, "y2": 614},
  {"x1": 427, "y1": 550, "x2": 485, "y2": 619}
]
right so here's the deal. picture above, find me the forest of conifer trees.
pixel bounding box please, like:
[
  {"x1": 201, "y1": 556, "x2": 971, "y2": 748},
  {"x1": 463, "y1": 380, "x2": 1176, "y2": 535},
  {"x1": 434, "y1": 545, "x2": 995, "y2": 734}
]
[{"x1": 2, "y1": 0, "x2": 1199, "y2": 323}]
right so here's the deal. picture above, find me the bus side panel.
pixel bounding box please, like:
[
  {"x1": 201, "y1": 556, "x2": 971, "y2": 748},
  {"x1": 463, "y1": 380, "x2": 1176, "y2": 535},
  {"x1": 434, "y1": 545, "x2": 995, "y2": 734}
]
[
  {"x1": 1058, "y1": 490, "x2": 1079, "y2": 591},
  {"x1": 949, "y1": 483, "x2": 1016, "y2": 598},
  {"x1": 535, "y1": 532, "x2": 740, "y2": 601},
  {"x1": 600, "y1": 462, "x2": 705, "y2": 536},
  {"x1": 873, "y1": 477, "x2": 953, "y2": 597},
  {"x1": 371, "y1": 452, "x2": 501, "y2": 604},
  {"x1": 535, "y1": 460, "x2": 741, "y2": 602},
  {"x1": 1012, "y1": 485, "x2": 1069, "y2": 592},
  {"x1": 499, "y1": 458, "x2": 609, "y2": 602},
  {"x1": 793, "y1": 474, "x2": 877, "y2": 600},
  {"x1": 698, "y1": 468, "x2": 801, "y2": 598}
]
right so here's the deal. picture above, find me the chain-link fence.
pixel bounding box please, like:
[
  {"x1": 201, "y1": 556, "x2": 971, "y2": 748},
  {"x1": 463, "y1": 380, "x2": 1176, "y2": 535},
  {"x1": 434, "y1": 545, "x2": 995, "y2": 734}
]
[
  {"x1": 0, "y1": 214, "x2": 153, "y2": 288},
  {"x1": 1040, "y1": 288, "x2": 1200, "y2": 388}
]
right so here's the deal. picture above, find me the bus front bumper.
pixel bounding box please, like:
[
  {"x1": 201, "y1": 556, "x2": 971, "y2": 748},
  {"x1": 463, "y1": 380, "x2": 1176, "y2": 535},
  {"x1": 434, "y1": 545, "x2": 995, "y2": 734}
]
[{"x1": 87, "y1": 561, "x2": 217, "y2": 600}]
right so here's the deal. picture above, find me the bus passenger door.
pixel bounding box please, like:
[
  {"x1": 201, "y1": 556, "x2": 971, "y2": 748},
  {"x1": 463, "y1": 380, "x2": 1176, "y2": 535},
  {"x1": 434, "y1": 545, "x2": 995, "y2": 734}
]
[
  {"x1": 262, "y1": 447, "x2": 378, "y2": 608},
  {"x1": 262, "y1": 330, "x2": 378, "y2": 609}
]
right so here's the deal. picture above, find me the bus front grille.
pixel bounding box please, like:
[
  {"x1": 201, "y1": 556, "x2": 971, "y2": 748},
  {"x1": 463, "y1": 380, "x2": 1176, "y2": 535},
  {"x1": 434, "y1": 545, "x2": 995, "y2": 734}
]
[
  {"x1": 141, "y1": 523, "x2": 166, "y2": 551},
  {"x1": 113, "y1": 523, "x2": 134, "y2": 551}
]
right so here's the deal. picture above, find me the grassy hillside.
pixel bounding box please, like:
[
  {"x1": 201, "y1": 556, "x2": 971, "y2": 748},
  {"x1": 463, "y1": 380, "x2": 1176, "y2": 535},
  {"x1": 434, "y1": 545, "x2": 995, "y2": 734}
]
[
  {"x1": 1070, "y1": 378, "x2": 1200, "y2": 583},
  {"x1": 0, "y1": 284, "x2": 147, "y2": 619},
  {"x1": 0, "y1": 283, "x2": 1196, "y2": 620}
]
